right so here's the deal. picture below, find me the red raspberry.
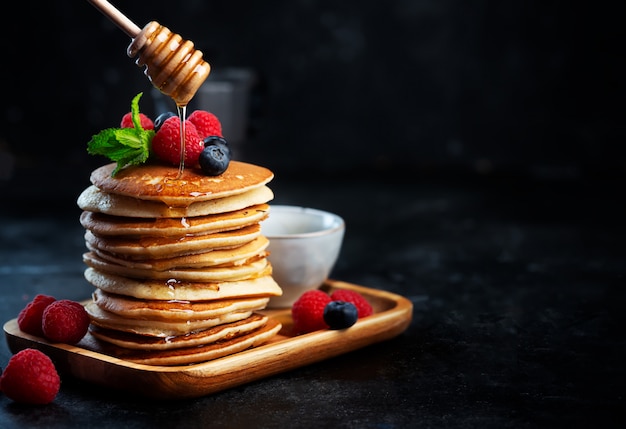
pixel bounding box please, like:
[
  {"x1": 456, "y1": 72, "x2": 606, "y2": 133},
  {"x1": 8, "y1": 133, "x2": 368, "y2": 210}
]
[
  {"x1": 291, "y1": 290, "x2": 332, "y2": 335},
  {"x1": 42, "y1": 300, "x2": 90, "y2": 344},
  {"x1": 151, "y1": 116, "x2": 204, "y2": 166},
  {"x1": 0, "y1": 348, "x2": 60, "y2": 404},
  {"x1": 120, "y1": 112, "x2": 155, "y2": 130},
  {"x1": 188, "y1": 110, "x2": 222, "y2": 139},
  {"x1": 330, "y1": 289, "x2": 373, "y2": 318},
  {"x1": 17, "y1": 294, "x2": 56, "y2": 337}
]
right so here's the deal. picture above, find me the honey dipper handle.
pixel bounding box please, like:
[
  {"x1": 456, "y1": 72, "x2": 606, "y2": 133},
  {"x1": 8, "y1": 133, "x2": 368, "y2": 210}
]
[{"x1": 87, "y1": 0, "x2": 141, "y2": 38}]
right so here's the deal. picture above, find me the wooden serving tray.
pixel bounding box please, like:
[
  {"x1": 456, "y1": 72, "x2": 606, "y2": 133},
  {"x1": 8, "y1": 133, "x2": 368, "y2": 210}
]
[{"x1": 4, "y1": 279, "x2": 413, "y2": 399}]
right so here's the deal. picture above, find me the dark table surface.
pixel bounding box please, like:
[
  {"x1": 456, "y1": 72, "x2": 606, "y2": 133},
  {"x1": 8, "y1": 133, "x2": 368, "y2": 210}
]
[{"x1": 1, "y1": 170, "x2": 624, "y2": 428}]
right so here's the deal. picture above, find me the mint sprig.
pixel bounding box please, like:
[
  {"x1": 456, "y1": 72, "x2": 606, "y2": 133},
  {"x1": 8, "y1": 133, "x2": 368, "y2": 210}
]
[{"x1": 87, "y1": 92, "x2": 155, "y2": 176}]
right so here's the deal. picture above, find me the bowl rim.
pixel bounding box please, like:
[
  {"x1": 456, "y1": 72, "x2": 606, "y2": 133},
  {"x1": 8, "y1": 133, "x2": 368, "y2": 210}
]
[{"x1": 263, "y1": 205, "x2": 345, "y2": 239}]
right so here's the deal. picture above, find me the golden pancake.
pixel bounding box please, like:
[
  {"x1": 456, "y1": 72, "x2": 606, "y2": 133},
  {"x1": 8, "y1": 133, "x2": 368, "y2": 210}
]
[
  {"x1": 84, "y1": 224, "x2": 261, "y2": 258},
  {"x1": 85, "y1": 236, "x2": 269, "y2": 270},
  {"x1": 80, "y1": 204, "x2": 269, "y2": 236},
  {"x1": 78, "y1": 159, "x2": 282, "y2": 364},
  {"x1": 83, "y1": 251, "x2": 269, "y2": 282},
  {"x1": 89, "y1": 313, "x2": 270, "y2": 350},
  {"x1": 88, "y1": 318, "x2": 282, "y2": 366},
  {"x1": 90, "y1": 161, "x2": 274, "y2": 205},
  {"x1": 84, "y1": 268, "x2": 283, "y2": 301},
  {"x1": 77, "y1": 184, "x2": 274, "y2": 218},
  {"x1": 91, "y1": 289, "x2": 270, "y2": 322},
  {"x1": 85, "y1": 302, "x2": 255, "y2": 336}
]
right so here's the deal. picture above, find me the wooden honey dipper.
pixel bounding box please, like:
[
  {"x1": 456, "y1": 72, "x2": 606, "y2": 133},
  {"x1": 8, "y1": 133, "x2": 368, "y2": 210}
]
[{"x1": 87, "y1": 0, "x2": 211, "y2": 107}]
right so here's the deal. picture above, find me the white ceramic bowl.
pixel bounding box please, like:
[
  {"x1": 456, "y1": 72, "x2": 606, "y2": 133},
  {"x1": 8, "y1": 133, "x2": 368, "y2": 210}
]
[{"x1": 261, "y1": 205, "x2": 345, "y2": 308}]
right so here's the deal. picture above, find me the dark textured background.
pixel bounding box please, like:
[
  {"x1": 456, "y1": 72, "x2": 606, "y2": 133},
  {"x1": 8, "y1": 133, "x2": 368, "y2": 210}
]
[
  {"x1": 1, "y1": 0, "x2": 624, "y2": 205},
  {"x1": 0, "y1": 2, "x2": 625, "y2": 426}
]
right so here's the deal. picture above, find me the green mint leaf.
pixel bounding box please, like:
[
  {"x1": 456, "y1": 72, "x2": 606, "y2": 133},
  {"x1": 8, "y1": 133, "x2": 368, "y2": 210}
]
[
  {"x1": 130, "y1": 92, "x2": 144, "y2": 130},
  {"x1": 86, "y1": 93, "x2": 154, "y2": 176},
  {"x1": 87, "y1": 127, "x2": 154, "y2": 176}
]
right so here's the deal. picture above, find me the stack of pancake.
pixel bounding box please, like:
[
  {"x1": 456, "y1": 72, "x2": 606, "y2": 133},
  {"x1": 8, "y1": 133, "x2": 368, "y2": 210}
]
[{"x1": 76, "y1": 161, "x2": 282, "y2": 366}]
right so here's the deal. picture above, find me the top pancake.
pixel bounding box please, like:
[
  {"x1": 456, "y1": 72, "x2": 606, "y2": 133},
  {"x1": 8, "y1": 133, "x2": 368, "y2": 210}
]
[{"x1": 91, "y1": 161, "x2": 274, "y2": 205}]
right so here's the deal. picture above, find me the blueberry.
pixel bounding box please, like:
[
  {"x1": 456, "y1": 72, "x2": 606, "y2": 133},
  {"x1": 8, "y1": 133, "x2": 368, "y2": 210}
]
[
  {"x1": 203, "y1": 135, "x2": 232, "y2": 158},
  {"x1": 323, "y1": 301, "x2": 358, "y2": 330},
  {"x1": 154, "y1": 111, "x2": 176, "y2": 131},
  {"x1": 199, "y1": 144, "x2": 231, "y2": 176}
]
